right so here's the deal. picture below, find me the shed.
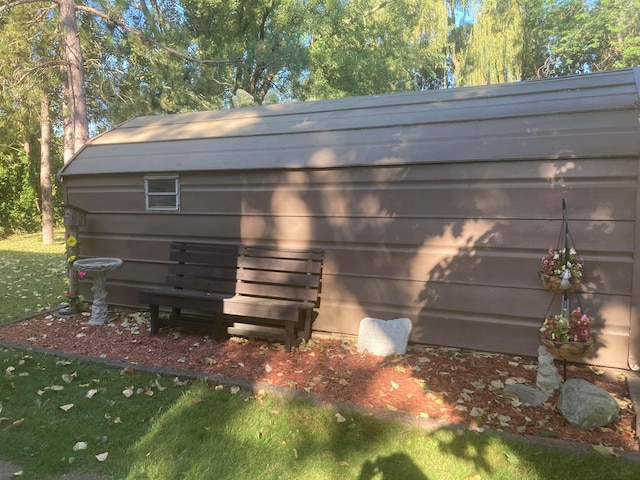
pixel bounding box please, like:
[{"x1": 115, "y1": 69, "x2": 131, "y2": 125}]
[{"x1": 59, "y1": 68, "x2": 640, "y2": 369}]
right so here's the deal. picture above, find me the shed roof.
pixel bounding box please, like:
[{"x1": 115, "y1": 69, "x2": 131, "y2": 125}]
[{"x1": 60, "y1": 68, "x2": 640, "y2": 177}]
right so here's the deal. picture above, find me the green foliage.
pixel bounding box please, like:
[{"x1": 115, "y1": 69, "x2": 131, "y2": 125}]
[
  {"x1": 303, "y1": 0, "x2": 449, "y2": 98},
  {"x1": 181, "y1": 0, "x2": 311, "y2": 106},
  {"x1": 457, "y1": 0, "x2": 525, "y2": 86},
  {"x1": 546, "y1": 0, "x2": 640, "y2": 75}
]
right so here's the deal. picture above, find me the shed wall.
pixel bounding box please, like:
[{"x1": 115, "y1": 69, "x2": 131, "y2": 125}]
[{"x1": 65, "y1": 156, "x2": 638, "y2": 368}]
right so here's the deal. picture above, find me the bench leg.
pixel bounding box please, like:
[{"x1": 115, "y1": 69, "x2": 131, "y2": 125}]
[
  {"x1": 149, "y1": 304, "x2": 160, "y2": 335},
  {"x1": 301, "y1": 310, "x2": 312, "y2": 341},
  {"x1": 212, "y1": 315, "x2": 228, "y2": 342},
  {"x1": 285, "y1": 321, "x2": 296, "y2": 353}
]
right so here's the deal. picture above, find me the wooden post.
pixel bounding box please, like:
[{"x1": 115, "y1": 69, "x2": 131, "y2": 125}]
[{"x1": 63, "y1": 205, "x2": 87, "y2": 313}]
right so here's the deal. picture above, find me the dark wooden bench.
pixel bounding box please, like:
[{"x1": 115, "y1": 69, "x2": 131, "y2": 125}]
[{"x1": 139, "y1": 242, "x2": 323, "y2": 352}]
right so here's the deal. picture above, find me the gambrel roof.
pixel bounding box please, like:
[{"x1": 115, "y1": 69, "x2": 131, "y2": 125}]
[{"x1": 60, "y1": 68, "x2": 640, "y2": 177}]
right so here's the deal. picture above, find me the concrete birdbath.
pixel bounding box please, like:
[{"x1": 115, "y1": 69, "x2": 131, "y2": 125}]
[{"x1": 73, "y1": 257, "x2": 123, "y2": 326}]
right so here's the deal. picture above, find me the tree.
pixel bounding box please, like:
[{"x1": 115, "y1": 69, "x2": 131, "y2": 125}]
[
  {"x1": 546, "y1": 0, "x2": 640, "y2": 75},
  {"x1": 0, "y1": 0, "x2": 236, "y2": 243},
  {"x1": 303, "y1": 0, "x2": 450, "y2": 98},
  {"x1": 456, "y1": 0, "x2": 524, "y2": 86},
  {"x1": 0, "y1": 2, "x2": 61, "y2": 239},
  {"x1": 180, "y1": 0, "x2": 310, "y2": 105},
  {"x1": 40, "y1": 95, "x2": 54, "y2": 245}
]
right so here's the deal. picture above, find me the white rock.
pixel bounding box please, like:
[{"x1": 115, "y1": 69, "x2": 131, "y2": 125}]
[
  {"x1": 357, "y1": 317, "x2": 412, "y2": 356},
  {"x1": 536, "y1": 346, "x2": 562, "y2": 395}
]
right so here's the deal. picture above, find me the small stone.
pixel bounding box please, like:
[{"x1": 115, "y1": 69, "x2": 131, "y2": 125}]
[
  {"x1": 536, "y1": 346, "x2": 562, "y2": 395},
  {"x1": 357, "y1": 317, "x2": 412, "y2": 356},
  {"x1": 503, "y1": 384, "x2": 548, "y2": 407},
  {"x1": 557, "y1": 378, "x2": 620, "y2": 429}
]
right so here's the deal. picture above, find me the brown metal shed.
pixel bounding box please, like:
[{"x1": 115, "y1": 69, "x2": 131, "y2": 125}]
[{"x1": 59, "y1": 68, "x2": 640, "y2": 369}]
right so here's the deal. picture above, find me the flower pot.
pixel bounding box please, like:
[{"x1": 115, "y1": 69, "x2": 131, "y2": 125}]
[
  {"x1": 539, "y1": 272, "x2": 582, "y2": 294},
  {"x1": 538, "y1": 331, "x2": 594, "y2": 361}
]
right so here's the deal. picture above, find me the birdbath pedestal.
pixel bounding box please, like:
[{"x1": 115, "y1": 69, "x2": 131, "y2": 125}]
[{"x1": 73, "y1": 258, "x2": 123, "y2": 326}]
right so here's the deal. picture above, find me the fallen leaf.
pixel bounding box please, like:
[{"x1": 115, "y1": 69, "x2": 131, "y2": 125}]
[
  {"x1": 489, "y1": 380, "x2": 504, "y2": 390},
  {"x1": 230, "y1": 386, "x2": 241, "y2": 394},
  {"x1": 386, "y1": 404, "x2": 398, "y2": 412},
  {"x1": 95, "y1": 452, "x2": 109, "y2": 462},
  {"x1": 470, "y1": 407, "x2": 485, "y2": 418},
  {"x1": 62, "y1": 372, "x2": 78, "y2": 383},
  {"x1": 122, "y1": 387, "x2": 134, "y2": 398},
  {"x1": 73, "y1": 442, "x2": 88, "y2": 451},
  {"x1": 60, "y1": 404, "x2": 74, "y2": 412},
  {"x1": 390, "y1": 381, "x2": 399, "y2": 390},
  {"x1": 504, "y1": 452, "x2": 520, "y2": 464},
  {"x1": 592, "y1": 444, "x2": 619, "y2": 457},
  {"x1": 11, "y1": 418, "x2": 24, "y2": 428},
  {"x1": 265, "y1": 364, "x2": 273, "y2": 373},
  {"x1": 336, "y1": 413, "x2": 346, "y2": 423},
  {"x1": 86, "y1": 389, "x2": 98, "y2": 399}
]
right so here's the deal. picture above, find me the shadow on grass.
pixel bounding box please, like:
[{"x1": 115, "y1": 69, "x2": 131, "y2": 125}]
[
  {"x1": 121, "y1": 382, "x2": 640, "y2": 480},
  {"x1": 1, "y1": 342, "x2": 639, "y2": 480},
  {"x1": 357, "y1": 452, "x2": 428, "y2": 479}
]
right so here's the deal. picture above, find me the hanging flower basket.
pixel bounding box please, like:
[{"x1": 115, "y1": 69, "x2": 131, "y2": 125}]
[
  {"x1": 538, "y1": 332, "x2": 594, "y2": 361},
  {"x1": 539, "y1": 247, "x2": 584, "y2": 293},
  {"x1": 538, "y1": 272, "x2": 582, "y2": 294},
  {"x1": 538, "y1": 307, "x2": 594, "y2": 361}
]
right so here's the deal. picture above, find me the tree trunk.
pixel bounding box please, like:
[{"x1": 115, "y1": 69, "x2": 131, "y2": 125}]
[
  {"x1": 40, "y1": 95, "x2": 54, "y2": 245},
  {"x1": 59, "y1": 0, "x2": 89, "y2": 159}
]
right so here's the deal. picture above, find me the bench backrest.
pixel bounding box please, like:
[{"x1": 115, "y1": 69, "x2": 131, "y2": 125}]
[{"x1": 166, "y1": 242, "x2": 323, "y2": 305}]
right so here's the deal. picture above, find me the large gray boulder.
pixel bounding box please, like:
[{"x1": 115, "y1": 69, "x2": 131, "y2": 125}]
[
  {"x1": 357, "y1": 317, "x2": 412, "y2": 356},
  {"x1": 557, "y1": 378, "x2": 620, "y2": 429}
]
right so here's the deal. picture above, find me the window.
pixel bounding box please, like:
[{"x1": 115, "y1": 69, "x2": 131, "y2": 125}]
[{"x1": 145, "y1": 176, "x2": 180, "y2": 211}]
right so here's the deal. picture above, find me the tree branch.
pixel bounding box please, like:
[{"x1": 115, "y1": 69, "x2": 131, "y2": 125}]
[
  {"x1": 75, "y1": 4, "x2": 239, "y2": 66},
  {"x1": 0, "y1": 0, "x2": 51, "y2": 15}
]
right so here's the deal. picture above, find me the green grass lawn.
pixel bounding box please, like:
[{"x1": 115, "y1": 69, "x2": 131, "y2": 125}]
[
  {"x1": 0, "y1": 231, "x2": 67, "y2": 323},
  {"x1": 1, "y1": 232, "x2": 640, "y2": 479}
]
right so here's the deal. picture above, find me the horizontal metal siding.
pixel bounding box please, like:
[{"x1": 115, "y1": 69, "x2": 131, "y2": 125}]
[{"x1": 66, "y1": 156, "x2": 636, "y2": 368}]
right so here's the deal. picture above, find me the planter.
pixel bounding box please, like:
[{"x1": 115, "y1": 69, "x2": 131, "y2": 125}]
[
  {"x1": 538, "y1": 331, "x2": 594, "y2": 361},
  {"x1": 539, "y1": 272, "x2": 582, "y2": 294}
]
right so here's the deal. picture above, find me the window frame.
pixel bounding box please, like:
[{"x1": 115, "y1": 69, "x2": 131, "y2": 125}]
[{"x1": 144, "y1": 175, "x2": 180, "y2": 211}]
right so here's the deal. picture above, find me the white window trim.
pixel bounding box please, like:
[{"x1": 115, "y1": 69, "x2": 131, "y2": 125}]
[{"x1": 145, "y1": 175, "x2": 180, "y2": 211}]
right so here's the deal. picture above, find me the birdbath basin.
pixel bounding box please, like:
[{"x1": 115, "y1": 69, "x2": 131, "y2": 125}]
[{"x1": 73, "y1": 258, "x2": 123, "y2": 325}]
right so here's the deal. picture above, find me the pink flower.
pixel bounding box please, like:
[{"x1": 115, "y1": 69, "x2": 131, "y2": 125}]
[{"x1": 78, "y1": 271, "x2": 86, "y2": 279}]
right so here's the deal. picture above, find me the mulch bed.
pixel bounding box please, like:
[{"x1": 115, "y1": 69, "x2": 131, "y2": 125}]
[{"x1": 0, "y1": 308, "x2": 637, "y2": 454}]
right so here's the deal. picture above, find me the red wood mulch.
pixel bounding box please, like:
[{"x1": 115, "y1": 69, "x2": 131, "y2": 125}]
[{"x1": 0, "y1": 308, "x2": 637, "y2": 453}]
